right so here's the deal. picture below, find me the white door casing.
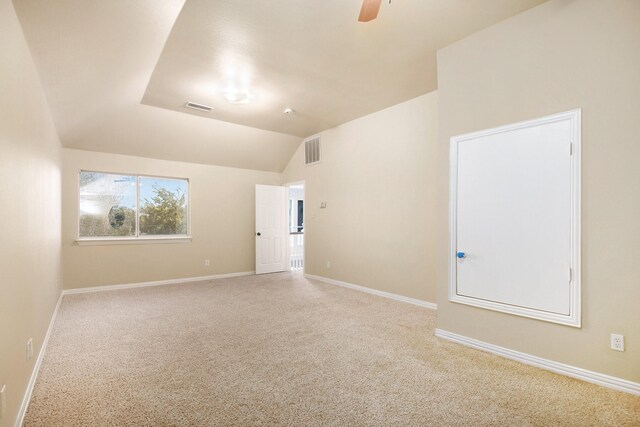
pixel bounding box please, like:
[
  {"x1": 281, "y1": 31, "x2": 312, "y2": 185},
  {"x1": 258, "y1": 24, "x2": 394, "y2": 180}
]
[
  {"x1": 449, "y1": 110, "x2": 581, "y2": 327},
  {"x1": 256, "y1": 185, "x2": 287, "y2": 274}
]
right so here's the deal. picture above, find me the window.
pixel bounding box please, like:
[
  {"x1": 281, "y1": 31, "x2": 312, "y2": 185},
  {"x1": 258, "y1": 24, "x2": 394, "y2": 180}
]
[
  {"x1": 79, "y1": 171, "x2": 189, "y2": 240},
  {"x1": 288, "y1": 199, "x2": 304, "y2": 233},
  {"x1": 296, "y1": 200, "x2": 304, "y2": 232}
]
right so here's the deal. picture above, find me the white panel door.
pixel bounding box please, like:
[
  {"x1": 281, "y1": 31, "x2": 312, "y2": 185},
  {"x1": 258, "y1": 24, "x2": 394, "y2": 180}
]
[
  {"x1": 255, "y1": 185, "x2": 287, "y2": 274},
  {"x1": 450, "y1": 110, "x2": 581, "y2": 326}
]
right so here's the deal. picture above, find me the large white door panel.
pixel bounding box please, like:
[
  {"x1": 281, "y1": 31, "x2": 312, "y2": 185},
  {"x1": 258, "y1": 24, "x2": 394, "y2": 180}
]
[
  {"x1": 273, "y1": 237, "x2": 283, "y2": 263},
  {"x1": 260, "y1": 239, "x2": 269, "y2": 265},
  {"x1": 256, "y1": 185, "x2": 287, "y2": 274},
  {"x1": 450, "y1": 110, "x2": 581, "y2": 326}
]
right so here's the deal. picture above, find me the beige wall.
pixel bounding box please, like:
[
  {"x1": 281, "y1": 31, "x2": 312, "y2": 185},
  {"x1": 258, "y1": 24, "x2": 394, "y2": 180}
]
[
  {"x1": 0, "y1": 0, "x2": 62, "y2": 425},
  {"x1": 62, "y1": 149, "x2": 280, "y2": 289},
  {"x1": 282, "y1": 92, "x2": 438, "y2": 303},
  {"x1": 436, "y1": 0, "x2": 640, "y2": 382}
]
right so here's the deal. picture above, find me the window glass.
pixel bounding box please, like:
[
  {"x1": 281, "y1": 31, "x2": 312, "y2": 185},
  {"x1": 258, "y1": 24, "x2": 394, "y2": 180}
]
[
  {"x1": 78, "y1": 171, "x2": 189, "y2": 239},
  {"x1": 79, "y1": 172, "x2": 136, "y2": 237},
  {"x1": 139, "y1": 177, "x2": 188, "y2": 236}
]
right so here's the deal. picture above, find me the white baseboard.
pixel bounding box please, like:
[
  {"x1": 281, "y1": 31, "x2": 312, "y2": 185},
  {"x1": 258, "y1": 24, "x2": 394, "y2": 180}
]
[
  {"x1": 62, "y1": 271, "x2": 256, "y2": 295},
  {"x1": 304, "y1": 274, "x2": 437, "y2": 310},
  {"x1": 435, "y1": 329, "x2": 640, "y2": 396},
  {"x1": 15, "y1": 292, "x2": 63, "y2": 427}
]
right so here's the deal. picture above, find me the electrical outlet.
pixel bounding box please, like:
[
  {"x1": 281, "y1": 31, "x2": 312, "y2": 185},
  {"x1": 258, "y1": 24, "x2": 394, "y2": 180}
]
[
  {"x1": 610, "y1": 334, "x2": 624, "y2": 351},
  {"x1": 204, "y1": 259, "x2": 210, "y2": 267},
  {"x1": 326, "y1": 261, "x2": 331, "y2": 269},
  {"x1": 26, "y1": 338, "x2": 33, "y2": 360},
  {"x1": 0, "y1": 384, "x2": 6, "y2": 420}
]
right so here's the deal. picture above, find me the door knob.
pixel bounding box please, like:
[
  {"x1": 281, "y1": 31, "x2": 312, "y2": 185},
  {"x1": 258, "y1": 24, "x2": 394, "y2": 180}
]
[
  {"x1": 256, "y1": 232, "x2": 261, "y2": 236},
  {"x1": 456, "y1": 251, "x2": 466, "y2": 259}
]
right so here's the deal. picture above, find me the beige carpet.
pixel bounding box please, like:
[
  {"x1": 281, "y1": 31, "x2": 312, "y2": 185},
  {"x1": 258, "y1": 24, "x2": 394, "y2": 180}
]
[{"x1": 24, "y1": 273, "x2": 639, "y2": 426}]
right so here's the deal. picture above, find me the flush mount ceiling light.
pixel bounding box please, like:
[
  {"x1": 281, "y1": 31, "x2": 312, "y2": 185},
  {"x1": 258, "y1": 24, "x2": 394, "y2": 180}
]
[
  {"x1": 184, "y1": 101, "x2": 214, "y2": 112},
  {"x1": 224, "y1": 92, "x2": 251, "y2": 104},
  {"x1": 283, "y1": 108, "x2": 294, "y2": 115}
]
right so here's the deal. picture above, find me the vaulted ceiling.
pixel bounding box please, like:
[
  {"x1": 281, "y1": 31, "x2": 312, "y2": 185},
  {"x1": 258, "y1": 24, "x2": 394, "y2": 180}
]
[{"x1": 14, "y1": 0, "x2": 546, "y2": 172}]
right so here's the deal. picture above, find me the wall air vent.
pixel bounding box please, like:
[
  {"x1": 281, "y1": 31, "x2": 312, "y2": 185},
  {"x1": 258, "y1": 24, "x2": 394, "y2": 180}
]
[
  {"x1": 304, "y1": 136, "x2": 321, "y2": 166},
  {"x1": 185, "y1": 101, "x2": 214, "y2": 112}
]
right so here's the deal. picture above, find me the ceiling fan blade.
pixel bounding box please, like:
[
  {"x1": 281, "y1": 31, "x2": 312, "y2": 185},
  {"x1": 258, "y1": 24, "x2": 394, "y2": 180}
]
[{"x1": 358, "y1": 0, "x2": 382, "y2": 22}]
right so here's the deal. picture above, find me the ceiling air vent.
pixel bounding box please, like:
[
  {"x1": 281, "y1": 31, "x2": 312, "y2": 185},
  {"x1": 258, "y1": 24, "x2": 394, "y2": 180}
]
[
  {"x1": 185, "y1": 101, "x2": 214, "y2": 112},
  {"x1": 304, "y1": 136, "x2": 321, "y2": 166}
]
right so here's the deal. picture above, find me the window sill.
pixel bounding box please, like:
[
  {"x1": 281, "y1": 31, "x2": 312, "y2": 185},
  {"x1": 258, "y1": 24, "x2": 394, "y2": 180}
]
[{"x1": 75, "y1": 237, "x2": 192, "y2": 246}]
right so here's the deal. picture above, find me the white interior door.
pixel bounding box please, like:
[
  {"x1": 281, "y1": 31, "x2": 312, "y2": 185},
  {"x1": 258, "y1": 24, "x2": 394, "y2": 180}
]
[
  {"x1": 450, "y1": 110, "x2": 580, "y2": 326},
  {"x1": 255, "y1": 185, "x2": 287, "y2": 274}
]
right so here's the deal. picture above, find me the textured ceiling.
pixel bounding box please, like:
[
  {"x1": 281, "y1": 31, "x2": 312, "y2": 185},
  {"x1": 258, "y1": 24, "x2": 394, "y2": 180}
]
[
  {"x1": 142, "y1": 0, "x2": 547, "y2": 137},
  {"x1": 13, "y1": 0, "x2": 301, "y2": 172},
  {"x1": 14, "y1": 0, "x2": 546, "y2": 171}
]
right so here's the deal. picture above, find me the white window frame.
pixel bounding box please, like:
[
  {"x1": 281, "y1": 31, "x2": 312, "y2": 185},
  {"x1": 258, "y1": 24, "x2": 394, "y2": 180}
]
[{"x1": 76, "y1": 170, "x2": 192, "y2": 245}]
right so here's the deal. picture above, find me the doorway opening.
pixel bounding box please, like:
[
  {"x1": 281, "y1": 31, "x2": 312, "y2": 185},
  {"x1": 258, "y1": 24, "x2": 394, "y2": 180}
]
[{"x1": 287, "y1": 182, "x2": 304, "y2": 271}]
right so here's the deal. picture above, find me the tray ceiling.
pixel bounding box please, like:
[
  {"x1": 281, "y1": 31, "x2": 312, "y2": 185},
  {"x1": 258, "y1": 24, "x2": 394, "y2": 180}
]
[{"x1": 14, "y1": 0, "x2": 546, "y2": 171}]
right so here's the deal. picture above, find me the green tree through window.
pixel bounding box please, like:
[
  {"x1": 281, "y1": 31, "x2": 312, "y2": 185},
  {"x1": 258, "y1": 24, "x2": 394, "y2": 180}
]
[{"x1": 139, "y1": 185, "x2": 187, "y2": 235}]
